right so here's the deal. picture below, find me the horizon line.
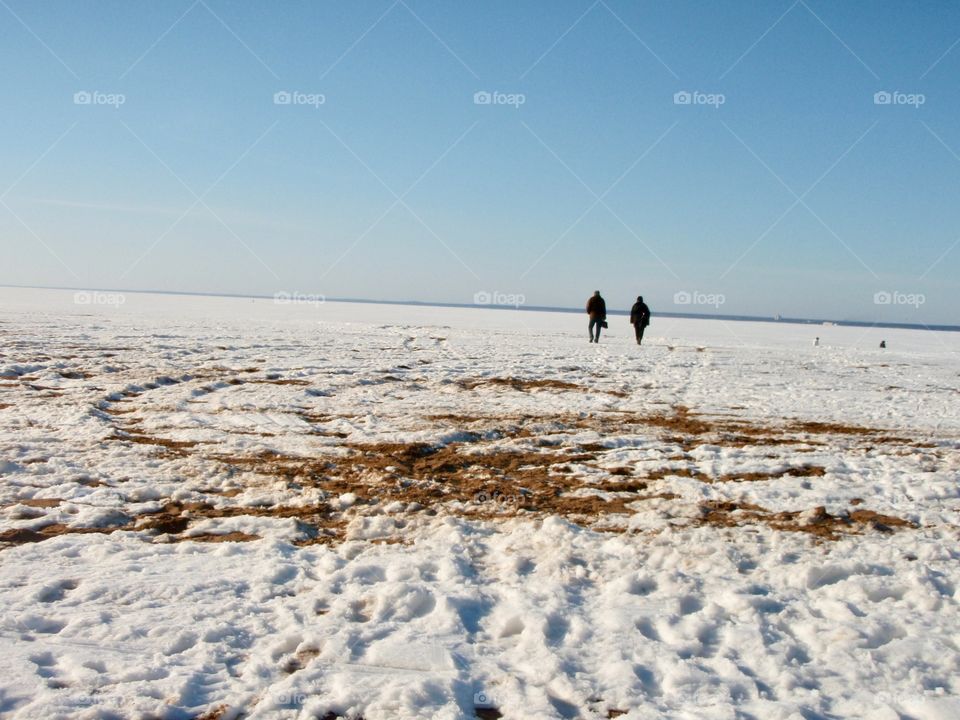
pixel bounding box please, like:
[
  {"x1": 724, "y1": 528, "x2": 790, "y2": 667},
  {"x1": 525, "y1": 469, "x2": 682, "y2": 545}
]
[{"x1": 2, "y1": 283, "x2": 957, "y2": 333}]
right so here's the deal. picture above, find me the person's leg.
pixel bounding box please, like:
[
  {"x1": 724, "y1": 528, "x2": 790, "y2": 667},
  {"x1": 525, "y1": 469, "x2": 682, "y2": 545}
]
[
  {"x1": 588, "y1": 319, "x2": 596, "y2": 342},
  {"x1": 637, "y1": 325, "x2": 645, "y2": 345},
  {"x1": 595, "y1": 319, "x2": 602, "y2": 342}
]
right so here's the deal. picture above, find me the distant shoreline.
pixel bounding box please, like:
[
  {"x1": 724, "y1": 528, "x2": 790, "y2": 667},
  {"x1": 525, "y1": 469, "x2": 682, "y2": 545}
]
[{"x1": 3, "y1": 283, "x2": 958, "y2": 333}]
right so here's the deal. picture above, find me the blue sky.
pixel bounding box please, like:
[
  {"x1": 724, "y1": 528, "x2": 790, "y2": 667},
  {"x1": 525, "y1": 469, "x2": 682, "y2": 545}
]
[{"x1": 1, "y1": 0, "x2": 958, "y2": 324}]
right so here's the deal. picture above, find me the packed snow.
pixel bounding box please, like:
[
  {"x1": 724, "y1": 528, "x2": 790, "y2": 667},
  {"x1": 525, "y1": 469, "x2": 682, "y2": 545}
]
[{"x1": 0, "y1": 287, "x2": 958, "y2": 719}]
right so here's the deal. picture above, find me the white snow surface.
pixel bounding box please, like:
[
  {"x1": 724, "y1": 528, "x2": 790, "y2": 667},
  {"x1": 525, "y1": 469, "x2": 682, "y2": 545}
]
[{"x1": 0, "y1": 287, "x2": 958, "y2": 719}]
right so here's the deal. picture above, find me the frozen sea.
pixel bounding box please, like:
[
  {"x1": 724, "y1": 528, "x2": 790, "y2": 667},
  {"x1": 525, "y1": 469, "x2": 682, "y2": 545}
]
[{"x1": 0, "y1": 287, "x2": 958, "y2": 719}]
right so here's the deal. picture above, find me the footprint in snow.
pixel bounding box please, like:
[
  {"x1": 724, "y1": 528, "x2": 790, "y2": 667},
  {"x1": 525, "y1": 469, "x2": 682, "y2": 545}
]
[
  {"x1": 545, "y1": 613, "x2": 569, "y2": 645},
  {"x1": 627, "y1": 576, "x2": 657, "y2": 596},
  {"x1": 635, "y1": 618, "x2": 660, "y2": 641},
  {"x1": 632, "y1": 665, "x2": 662, "y2": 697},
  {"x1": 348, "y1": 599, "x2": 372, "y2": 623},
  {"x1": 28, "y1": 651, "x2": 55, "y2": 670},
  {"x1": 515, "y1": 557, "x2": 536, "y2": 575},
  {"x1": 164, "y1": 631, "x2": 198, "y2": 655},
  {"x1": 19, "y1": 616, "x2": 66, "y2": 634},
  {"x1": 678, "y1": 595, "x2": 702, "y2": 615},
  {"x1": 36, "y1": 579, "x2": 79, "y2": 603},
  {"x1": 28, "y1": 652, "x2": 69, "y2": 689},
  {"x1": 750, "y1": 597, "x2": 785, "y2": 614}
]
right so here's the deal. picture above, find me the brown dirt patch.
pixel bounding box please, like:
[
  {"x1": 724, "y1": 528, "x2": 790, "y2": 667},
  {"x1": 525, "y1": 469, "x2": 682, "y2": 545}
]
[
  {"x1": 186, "y1": 531, "x2": 260, "y2": 543},
  {"x1": 695, "y1": 501, "x2": 915, "y2": 541},
  {"x1": 283, "y1": 647, "x2": 320, "y2": 673},
  {"x1": 347, "y1": 441, "x2": 635, "y2": 517},
  {"x1": 19, "y1": 498, "x2": 63, "y2": 508},
  {"x1": 204, "y1": 442, "x2": 641, "y2": 523},
  {"x1": 789, "y1": 420, "x2": 907, "y2": 442},
  {"x1": 63, "y1": 399, "x2": 937, "y2": 545},
  {"x1": 134, "y1": 499, "x2": 347, "y2": 546},
  {"x1": 192, "y1": 705, "x2": 229, "y2": 720},
  {"x1": 595, "y1": 478, "x2": 649, "y2": 493},
  {"x1": 110, "y1": 429, "x2": 204, "y2": 456},
  {"x1": 0, "y1": 497, "x2": 345, "y2": 549},
  {"x1": 0, "y1": 523, "x2": 122, "y2": 545},
  {"x1": 100, "y1": 404, "x2": 137, "y2": 416},
  {"x1": 457, "y1": 377, "x2": 627, "y2": 397},
  {"x1": 713, "y1": 465, "x2": 827, "y2": 483},
  {"x1": 248, "y1": 378, "x2": 310, "y2": 386},
  {"x1": 646, "y1": 466, "x2": 709, "y2": 482}
]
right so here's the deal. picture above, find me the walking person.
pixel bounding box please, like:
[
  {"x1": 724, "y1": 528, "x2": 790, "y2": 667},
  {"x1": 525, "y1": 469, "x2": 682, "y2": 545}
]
[
  {"x1": 630, "y1": 295, "x2": 651, "y2": 345},
  {"x1": 586, "y1": 291, "x2": 607, "y2": 343}
]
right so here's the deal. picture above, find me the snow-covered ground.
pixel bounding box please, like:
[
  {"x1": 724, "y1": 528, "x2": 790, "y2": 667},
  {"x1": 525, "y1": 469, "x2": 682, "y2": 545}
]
[{"x1": 0, "y1": 286, "x2": 958, "y2": 720}]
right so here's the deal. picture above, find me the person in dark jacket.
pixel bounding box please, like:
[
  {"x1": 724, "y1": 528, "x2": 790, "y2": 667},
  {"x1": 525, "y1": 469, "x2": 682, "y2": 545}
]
[
  {"x1": 630, "y1": 296, "x2": 651, "y2": 345},
  {"x1": 586, "y1": 291, "x2": 606, "y2": 343}
]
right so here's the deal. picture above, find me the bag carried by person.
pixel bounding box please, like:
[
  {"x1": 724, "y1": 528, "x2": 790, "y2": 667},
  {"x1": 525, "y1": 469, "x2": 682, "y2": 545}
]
[{"x1": 601, "y1": 320, "x2": 608, "y2": 328}]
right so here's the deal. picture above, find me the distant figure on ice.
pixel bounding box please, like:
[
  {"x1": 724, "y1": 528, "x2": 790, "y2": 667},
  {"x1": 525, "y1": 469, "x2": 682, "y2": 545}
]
[
  {"x1": 586, "y1": 290, "x2": 607, "y2": 343},
  {"x1": 880, "y1": 340, "x2": 887, "y2": 349},
  {"x1": 630, "y1": 296, "x2": 651, "y2": 345},
  {"x1": 813, "y1": 336, "x2": 820, "y2": 346}
]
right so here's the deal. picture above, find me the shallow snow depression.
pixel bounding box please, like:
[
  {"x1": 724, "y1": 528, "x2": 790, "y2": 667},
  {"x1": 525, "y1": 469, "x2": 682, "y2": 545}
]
[{"x1": 0, "y1": 287, "x2": 958, "y2": 719}]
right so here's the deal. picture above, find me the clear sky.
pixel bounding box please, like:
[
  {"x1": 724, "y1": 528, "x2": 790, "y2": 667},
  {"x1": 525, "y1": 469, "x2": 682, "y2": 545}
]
[{"x1": 1, "y1": 0, "x2": 958, "y2": 324}]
